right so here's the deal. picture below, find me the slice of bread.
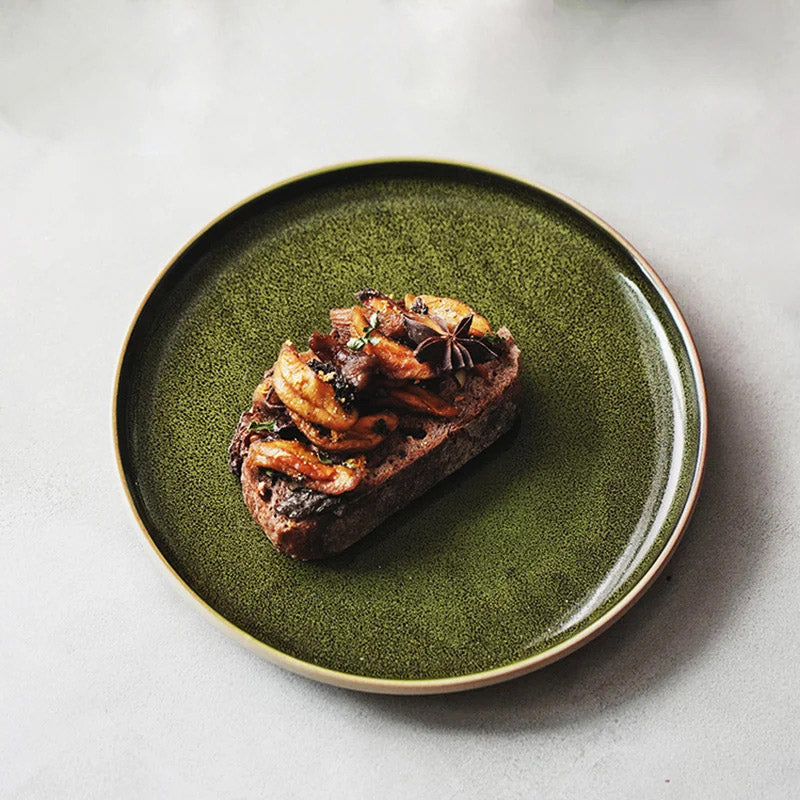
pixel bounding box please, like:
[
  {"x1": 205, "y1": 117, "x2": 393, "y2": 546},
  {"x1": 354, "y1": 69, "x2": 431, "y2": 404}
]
[{"x1": 233, "y1": 330, "x2": 521, "y2": 560}]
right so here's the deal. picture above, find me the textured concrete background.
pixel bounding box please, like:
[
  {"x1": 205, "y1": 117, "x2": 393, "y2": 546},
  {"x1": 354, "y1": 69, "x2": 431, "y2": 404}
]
[{"x1": 2, "y1": 1, "x2": 798, "y2": 797}]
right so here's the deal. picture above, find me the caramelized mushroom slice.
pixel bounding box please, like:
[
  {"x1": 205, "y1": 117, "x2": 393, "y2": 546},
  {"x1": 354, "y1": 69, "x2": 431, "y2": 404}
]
[
  {"x1": 358, "y1": 295, "x2": 407, "y2": 339},
  {"x1": 252, "y1": 375, "x2": 273, "y2": 408},
  {"x1": 246, "y1": 439, "x2": 364, "y2": 494},
  {"x1": 289, "y1": 409, "x2": 399, "y2": 453},
  {"x1": 272, "y1": 343, "x2": 358, "y2": 431},
  {"x1": 251, "y1": 373, "x2": 284, "y2": 412},
  {"x1": 350, "y1": 306, "x2": 435, "y2": 381},
  {"x1": 308, "y1": 331, "x2": 377, "y2": 393},
  {"x1": 383, "y1": 383, "x2": 459, "y2": 418},
  {"x1": 329, "y1": 307, "x2": 353, "y2": 338},
  {"x1": 404, "y1": 294, "x2": 492, "y2": 336}
]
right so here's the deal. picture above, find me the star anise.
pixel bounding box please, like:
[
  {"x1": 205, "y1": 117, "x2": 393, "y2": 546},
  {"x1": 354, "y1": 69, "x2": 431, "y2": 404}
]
[{"x1": 404, "y1": 313, "x2": 498, "y2": 372}]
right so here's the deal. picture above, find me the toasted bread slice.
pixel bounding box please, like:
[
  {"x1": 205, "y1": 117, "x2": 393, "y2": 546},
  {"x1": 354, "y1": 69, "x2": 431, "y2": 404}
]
[{"x1": 233, "y1": 330, "x2": 521, "y2": 559}]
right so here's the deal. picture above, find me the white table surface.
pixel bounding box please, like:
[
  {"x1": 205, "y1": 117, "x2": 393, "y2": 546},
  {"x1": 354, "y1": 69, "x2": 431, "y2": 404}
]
[{"x1": 3, "y1": 1, "x2": 799, "y2": 797}]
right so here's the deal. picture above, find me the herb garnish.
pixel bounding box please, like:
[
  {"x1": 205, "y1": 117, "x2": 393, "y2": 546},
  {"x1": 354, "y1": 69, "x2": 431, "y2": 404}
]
[
  {"x1": 249, "y1": 419, "x2": 277, "y2": 432},
  {"x1": 347, "y1": 311, "x2": 381, "y2": 351}
]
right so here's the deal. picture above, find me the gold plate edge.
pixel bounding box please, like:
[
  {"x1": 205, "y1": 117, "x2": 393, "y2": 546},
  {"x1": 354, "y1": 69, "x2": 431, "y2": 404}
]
[{"x1": 111, "y1": 157, "x2": 709, "y2": 695}]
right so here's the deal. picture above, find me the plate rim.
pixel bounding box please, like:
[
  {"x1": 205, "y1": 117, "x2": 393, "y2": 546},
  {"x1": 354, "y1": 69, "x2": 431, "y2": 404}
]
[{"x1": 113, "y1": 157, "x2": 708, "y2": 695}]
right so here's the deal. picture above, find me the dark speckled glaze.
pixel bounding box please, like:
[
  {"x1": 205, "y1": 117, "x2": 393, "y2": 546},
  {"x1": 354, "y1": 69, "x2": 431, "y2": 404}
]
[{"x1": 115, "y1": 161, "x2": 705, "y2": 687}]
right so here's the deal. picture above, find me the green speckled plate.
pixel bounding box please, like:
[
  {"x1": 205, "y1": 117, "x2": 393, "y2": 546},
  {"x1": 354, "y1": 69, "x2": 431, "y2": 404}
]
[{"x1": 115, "y1": 160, "x2": 706, "y2": 694}]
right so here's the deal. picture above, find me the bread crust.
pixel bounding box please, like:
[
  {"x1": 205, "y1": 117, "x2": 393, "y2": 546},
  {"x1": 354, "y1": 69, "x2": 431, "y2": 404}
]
[{"x1": 235, "y1": 331, "x2": 522, "y2": 559}]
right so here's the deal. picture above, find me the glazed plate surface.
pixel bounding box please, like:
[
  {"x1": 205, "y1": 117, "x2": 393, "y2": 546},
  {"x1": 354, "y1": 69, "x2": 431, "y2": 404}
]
[{"x1": 115, "y1": 161, "x2": 706, "y2": 693}]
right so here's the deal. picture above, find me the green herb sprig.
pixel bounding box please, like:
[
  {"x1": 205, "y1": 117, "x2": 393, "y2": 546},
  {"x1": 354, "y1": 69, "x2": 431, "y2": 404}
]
[
  {"x1": 249, "y1": 419, "x2": 277, "y2": 432},
  {"x1": 346, "y1": 311, "x2": 381, "y2": 351}
]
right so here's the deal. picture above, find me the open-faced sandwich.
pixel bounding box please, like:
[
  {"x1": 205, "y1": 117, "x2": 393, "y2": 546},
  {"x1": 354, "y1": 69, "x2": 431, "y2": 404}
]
[{"x1": 229, "y1": 289, "x2": 522, "y2": 559}]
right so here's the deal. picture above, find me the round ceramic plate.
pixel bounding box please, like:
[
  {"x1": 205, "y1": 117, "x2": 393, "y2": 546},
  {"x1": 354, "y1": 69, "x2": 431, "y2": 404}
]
[{"x1": 115, "y1": 160, "x2": 706, "y2": 694}]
